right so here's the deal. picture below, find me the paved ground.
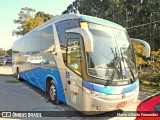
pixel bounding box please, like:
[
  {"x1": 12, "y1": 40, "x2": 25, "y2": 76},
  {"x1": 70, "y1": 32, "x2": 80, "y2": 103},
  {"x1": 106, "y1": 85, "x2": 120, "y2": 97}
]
[
  {"x1": 0, "y1": 64, "x2": 13, "y2": 75},
  {"x1": 138, "y1": 90, "x2": 158, "y2": 101},
  {"x1": 0, "y1": 64, "x2": 155, "y2": 120}
]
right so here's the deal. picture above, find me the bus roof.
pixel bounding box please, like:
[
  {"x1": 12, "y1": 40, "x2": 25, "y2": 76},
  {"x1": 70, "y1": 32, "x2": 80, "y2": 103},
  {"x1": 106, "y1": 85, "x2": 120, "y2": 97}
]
[
  {"x1": 54, "y1": 14, "x2": 125, "y2": 30},
  {"x1": 15, "y1": 14, "x2": 126, "y2": 42},
  {"x1": 79, "y1": 15, "x2": 125, "y2": 30}
]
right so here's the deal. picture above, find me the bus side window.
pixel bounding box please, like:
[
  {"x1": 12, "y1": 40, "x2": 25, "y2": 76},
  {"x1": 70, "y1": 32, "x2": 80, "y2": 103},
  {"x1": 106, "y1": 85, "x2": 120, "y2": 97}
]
[
  {"x1": 66, "y1": 33, "x2": 82, "y2": 75},
  {"x1": 56, "y1": 21, "x2": 68, "y2": 64},
  {"x1": 40, "y1": 26, "x2": 55, "y2": 65},
  {"x1": 55, "y1": 19, "x2": 79, "y2": 64},
  {"x1": 40, "y1": 26, "x2": 54, "y2": 51}
]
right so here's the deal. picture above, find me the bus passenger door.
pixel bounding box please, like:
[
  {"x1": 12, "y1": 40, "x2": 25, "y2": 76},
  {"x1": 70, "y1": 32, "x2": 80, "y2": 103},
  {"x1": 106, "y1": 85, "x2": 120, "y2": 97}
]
[{"x1": 66, "y1": 33, "x2": 83, "y2": 111}]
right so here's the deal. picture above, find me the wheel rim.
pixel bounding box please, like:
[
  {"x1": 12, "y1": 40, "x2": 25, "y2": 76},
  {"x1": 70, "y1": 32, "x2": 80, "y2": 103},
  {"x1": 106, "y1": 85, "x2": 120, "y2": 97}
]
[{"x1": 49, "y1": 84, "x2": 56, "y2": 101}]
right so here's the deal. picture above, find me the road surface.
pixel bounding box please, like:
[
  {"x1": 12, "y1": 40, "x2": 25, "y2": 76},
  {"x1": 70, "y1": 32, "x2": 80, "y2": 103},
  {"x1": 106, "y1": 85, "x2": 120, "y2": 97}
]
[{"x1": 0, "y1": 64, "x2": 155, "y2": 120}]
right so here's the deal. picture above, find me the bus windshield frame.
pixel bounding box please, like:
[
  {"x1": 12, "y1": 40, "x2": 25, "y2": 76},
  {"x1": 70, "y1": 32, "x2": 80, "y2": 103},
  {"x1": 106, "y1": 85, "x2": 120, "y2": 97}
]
[{"x1": 86, "y1": 22, "x2": 137, "y2": 82}]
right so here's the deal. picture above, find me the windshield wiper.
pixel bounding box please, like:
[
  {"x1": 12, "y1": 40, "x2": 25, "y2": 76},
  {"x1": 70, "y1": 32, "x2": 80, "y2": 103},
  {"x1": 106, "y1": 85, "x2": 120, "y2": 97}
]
[
  {"x1": 105, "y1": 70, "x2": 115, "y2": 86},
  {"x1": 110, "y1": 47, "x2": 122, "y2": 78},
  {"x1": 120, "y1": 47, "x2": 136, "y2": 82},
  {"x1": 120, "y1": 47, "x2": 127, "y2": 77}
]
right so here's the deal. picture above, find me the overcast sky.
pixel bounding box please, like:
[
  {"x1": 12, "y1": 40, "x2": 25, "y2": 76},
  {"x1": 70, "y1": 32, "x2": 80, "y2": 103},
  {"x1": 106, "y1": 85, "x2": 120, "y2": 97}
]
[{"x1": 0, "y1": 0, "x2": 74, "y2": 50}]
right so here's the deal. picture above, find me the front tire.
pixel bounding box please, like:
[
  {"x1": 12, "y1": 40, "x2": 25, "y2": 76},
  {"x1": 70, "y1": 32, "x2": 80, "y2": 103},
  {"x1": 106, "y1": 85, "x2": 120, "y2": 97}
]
[{"x1": 48, "y1": 81, "x2": 60, "y2": 105}]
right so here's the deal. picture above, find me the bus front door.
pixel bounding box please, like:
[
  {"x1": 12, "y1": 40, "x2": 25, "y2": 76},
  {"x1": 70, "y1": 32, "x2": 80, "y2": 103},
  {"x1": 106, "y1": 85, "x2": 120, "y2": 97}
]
[{"x1": 66, "y1": 33, "x2": 83, "y2": 111}]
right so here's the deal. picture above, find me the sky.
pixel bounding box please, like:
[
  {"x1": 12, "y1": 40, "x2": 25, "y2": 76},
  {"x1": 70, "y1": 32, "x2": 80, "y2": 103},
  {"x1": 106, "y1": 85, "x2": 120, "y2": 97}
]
[{"x1": 0, "y1": 0, "x2": 74, "y2": 50}]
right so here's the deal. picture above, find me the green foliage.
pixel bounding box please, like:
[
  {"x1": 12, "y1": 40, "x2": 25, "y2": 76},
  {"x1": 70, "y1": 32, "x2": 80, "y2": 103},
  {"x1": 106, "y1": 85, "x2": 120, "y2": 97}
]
[
  {"x1": 23, "y1": 16, "x2": 44, "y2": 34},
  {"x1": 0, "y1": 49, "x2": 12, "y2": 56},
  {"x1": 140, "y1": 82, "x2": 160, "y2": 92},
  {"x1": 132, "y1": 42, "x2": 146, "y2": 66},
  {"x1": 132, "y1": 42, "x2": 145, "y2": 57},
  {"x1": 0, "y1": 49, "x2": 5, "y2": 56},
  {"x1": 138, "y1": 50, "x2": 160, "y2": 86},
  {"x1": 13, "y1": 7, "x2": 36, "y2": 36},
  {"x1": 13, "y1": 7, "x2": 54, "y2": 36},
  {"x1": 151, "y1": 49, "x2": 160, "y2": 62},
  {"x1": 35, "y1": 11, "x2": 54, "y2": 22},
  {"x1": 6, "y1": 49, "x2": 12, "y2": 55},
  {"x1": 63, "y1": 0, "x2": 160, "y2": 50}
]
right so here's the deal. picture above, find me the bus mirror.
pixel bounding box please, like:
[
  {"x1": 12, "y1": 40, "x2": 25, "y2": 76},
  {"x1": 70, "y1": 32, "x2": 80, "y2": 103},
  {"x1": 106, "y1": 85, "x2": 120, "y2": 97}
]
[
  {"x1": 131, "y1": 38, "x2": 150, "y2": 57},
  {"x1": 66, "y1": 28, "x2": 93, "y2": 52}
]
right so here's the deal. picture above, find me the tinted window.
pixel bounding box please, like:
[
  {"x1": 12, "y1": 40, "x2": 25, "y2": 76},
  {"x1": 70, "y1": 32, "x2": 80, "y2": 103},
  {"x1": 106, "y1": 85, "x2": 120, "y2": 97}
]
[
  {"x1": 56, "y1": 19, "x2": 79, "y2": 63},
  {"x1": 12, "y1": 42, "x2": 19, "y2": 54},
  {"x1": 56, "y1": 19, "x2": 79, "y2": 46},
  {"x1": 30, "y1": 30, "x2": 41, "y2": 52},
  {"x1": 13, "y1": 39, "x2": 24, "y2": 53},
  {"x1": 67, "y1": 33, "x2": 82, "y2": 75},
  {"x1": 40, "y1": 25, "x2": 54, "y2": 51},
  {"x1": 56, "y1": 21, "x2": 68, "y2": 46},
  {"x1": 22, "y1": 35, "x2": 31, "y2": 53},
  {"x1": 68, "y1": 19, "x2": 79, "y2": 29}
]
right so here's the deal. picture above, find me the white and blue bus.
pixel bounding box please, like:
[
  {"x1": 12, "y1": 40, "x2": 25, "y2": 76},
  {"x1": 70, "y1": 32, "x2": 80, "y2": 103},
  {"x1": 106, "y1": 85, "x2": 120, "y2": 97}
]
[{"x1": 12, "y1": 14, "x2": 150, "y2": 114}]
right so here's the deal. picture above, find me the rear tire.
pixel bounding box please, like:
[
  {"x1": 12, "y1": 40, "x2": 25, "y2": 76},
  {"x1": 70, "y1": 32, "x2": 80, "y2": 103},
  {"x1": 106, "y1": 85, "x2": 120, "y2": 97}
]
[{"x1": 48, "y1": 81, "x2": 60, "y2": 105}]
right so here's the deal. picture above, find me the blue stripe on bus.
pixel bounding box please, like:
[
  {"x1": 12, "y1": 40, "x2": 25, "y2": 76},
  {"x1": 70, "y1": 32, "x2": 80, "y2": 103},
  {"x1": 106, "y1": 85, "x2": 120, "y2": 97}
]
[
  {"x1": 79, "y1": 15, "x2": 125, "y2": 30},
  {"x1": 121, "y1": 80, "x2": 139, "y2": 94},
  {"x1": 82, "y1": 80, "x2": 139, "y2": 95},
  {"x1": 93, "y1": 83, "x2": 115, "y2": 94},
  {"x1": 82, "y1": 80, "x2": 94, "y2": 90}
]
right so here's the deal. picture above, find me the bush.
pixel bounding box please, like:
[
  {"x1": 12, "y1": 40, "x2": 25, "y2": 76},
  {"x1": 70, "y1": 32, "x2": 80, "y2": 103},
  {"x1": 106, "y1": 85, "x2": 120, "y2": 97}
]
[
  {"x1": 132, "y1": 42, "x2": 160, "y2": 86},
  {"x1": 138, "y1": 60, "x2": 160, "y2": 86}
]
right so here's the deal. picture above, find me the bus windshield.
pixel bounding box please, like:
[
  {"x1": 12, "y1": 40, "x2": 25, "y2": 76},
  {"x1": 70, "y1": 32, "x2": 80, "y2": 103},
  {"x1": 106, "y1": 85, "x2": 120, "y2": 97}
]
[{"x1": 87, "y1": 23, "x2": 137, "y2": 81}]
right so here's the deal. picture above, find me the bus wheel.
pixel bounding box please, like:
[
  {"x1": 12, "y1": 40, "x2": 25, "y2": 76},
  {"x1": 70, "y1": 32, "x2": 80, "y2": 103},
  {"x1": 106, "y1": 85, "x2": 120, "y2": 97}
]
[{"x1": 49, "y1": 81, "x2": 60, "y2": 105}]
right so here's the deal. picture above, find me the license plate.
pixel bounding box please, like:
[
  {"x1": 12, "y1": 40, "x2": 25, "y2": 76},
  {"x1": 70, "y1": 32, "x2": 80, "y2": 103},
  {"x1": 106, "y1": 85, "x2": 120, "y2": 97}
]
[{"x1": 117, "y1": 101, "x2": 127, "y2": 108}]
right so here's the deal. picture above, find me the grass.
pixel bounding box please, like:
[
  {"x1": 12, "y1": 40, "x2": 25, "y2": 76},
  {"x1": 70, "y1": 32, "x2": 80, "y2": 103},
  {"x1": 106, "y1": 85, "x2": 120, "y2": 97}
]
[{"x1": 140, "y1": 82, "x2": 160, "y2": 93}]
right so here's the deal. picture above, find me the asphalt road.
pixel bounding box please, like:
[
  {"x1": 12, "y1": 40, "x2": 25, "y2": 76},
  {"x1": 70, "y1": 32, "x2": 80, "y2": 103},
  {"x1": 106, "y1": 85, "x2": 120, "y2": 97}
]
[{"x1": 0, "y1": 64, "x2": 152, "y2": 120}]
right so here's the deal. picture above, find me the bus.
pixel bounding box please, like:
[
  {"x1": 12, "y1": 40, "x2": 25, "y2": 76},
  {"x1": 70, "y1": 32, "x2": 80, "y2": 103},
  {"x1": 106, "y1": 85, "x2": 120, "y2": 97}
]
[{"x1": 12, "y1": 14, "x2": 150, "y2": 114}]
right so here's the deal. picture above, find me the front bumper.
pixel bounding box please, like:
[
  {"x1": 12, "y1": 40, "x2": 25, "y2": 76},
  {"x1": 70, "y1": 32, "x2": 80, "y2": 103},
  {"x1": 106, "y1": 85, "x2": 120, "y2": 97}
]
[{"x1": 82, "y1": 85, "x2": 139, "y2": 115}]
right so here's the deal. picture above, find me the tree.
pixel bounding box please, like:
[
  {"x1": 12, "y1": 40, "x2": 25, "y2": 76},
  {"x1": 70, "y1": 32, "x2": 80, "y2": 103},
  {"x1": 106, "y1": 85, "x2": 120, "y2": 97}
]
[
  {"x1": 63, "y1": 0, "x2": 160, "y2": 50},
  {"x1": 62, "y1": 0, "x2": 80, "y2": 14},
  {"x1": 23, "y1": 16, "x2": 44, "y2": 33},
  {"x1": 13, "y1": 7, "x2": 36, "y2": 36},
  {"x1": 0, "y1": 49, "x2": 5, "y2": 56},
  {"x1": 132, "y1": 42, "x2": 146, "y2": 70},
  {"x1": 35, "y1": 11, "x2": 54, "y2": 22},
  {"x1": 13, "y1": 7, "x2": 54, "y2": 36},
  {"x1": 151, "y1": 49, "x2": 160, "y2": 62},
  {"x1": 6, "y1": 49, "x2": 12, "y2": 55}
]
